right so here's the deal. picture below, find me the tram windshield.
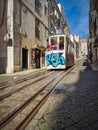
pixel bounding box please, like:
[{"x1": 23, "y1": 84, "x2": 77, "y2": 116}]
[
  {"x1": 47, "y1": 36, "x2": 64, "y2": 51},
  {"x1": 50, "y1": 37, "x2": 58, "y2": 50}
]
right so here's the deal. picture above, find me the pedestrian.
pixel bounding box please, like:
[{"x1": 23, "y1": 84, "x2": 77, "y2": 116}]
[{"x1": 89, "y1": 51, "x2": 93, "y2": 63}]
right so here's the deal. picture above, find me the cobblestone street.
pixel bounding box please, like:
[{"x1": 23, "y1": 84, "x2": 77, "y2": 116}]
[
  {"x1": 0, "y1": 59, "x2": 98, "y2": 130},
  {"x1": 0, "y1": 0, "x2": 98, "y2": 129},
  {"x1": 27, "y1": 59, "x2": 98, "y2": 130}
]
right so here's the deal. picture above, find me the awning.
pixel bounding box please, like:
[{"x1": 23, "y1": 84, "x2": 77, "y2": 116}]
[{"x1": 34, "y1": 44, "x2": 46, "y2": 51}]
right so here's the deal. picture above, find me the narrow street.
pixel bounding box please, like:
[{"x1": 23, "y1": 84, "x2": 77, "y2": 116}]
[
  {"x1": 0, "y1": 58, "x2": 98, "y2": 130},
  {"x1": 0, "y1": 1, "x2": 98, "y2": 129},
  {"x1": 25, "y1": 58, "x2": 98, "y2": 130}
]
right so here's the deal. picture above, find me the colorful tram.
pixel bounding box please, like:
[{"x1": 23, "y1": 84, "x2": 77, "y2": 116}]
[{"x1": 45, "y1": 34, "x2": 74, "y2": 69}]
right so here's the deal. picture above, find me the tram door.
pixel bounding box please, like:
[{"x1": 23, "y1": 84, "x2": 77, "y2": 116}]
[
  {"x1": 22, "y1": 48, "x2": 28, "y2": 69},
  {"x1": 35, "y1": 48, "x2": 40, "y2": 68}
]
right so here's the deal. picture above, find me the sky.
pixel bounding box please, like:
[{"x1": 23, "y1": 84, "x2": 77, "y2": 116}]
[{"x1": 56, "y1": 0, "x2": 90, "y2": 39}]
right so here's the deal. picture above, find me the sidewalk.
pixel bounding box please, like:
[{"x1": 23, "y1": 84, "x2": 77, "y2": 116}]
[
  {"x1": 0, "y1": 59, "x2": 98, "y2": 83},
  {"x1": 0, "y1": 68, "x2": 45, "y2": 83},
  {"x1": 90, "y1": 62, "x2": 98, "y2": 71},
  {"x1": 76, "y1": 57, "x2": 98, "y2": 71}
]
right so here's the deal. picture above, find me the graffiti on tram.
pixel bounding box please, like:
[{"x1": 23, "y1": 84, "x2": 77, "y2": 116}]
[{"x1": 46, "y1": 53, "x2": 65, "y2": 67}]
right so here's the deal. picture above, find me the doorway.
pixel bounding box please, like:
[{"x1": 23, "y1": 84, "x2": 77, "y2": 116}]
[
  {"x1": 22, "y1": 48, "x2": 28, "y2": 69},
  {"x1": 35, "y1": 48, "x2": 40, "y2": 68}
]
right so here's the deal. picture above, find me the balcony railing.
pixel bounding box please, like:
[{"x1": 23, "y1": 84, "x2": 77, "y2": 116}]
[{"x1": 50, "y1": 12, "x2": 57, "y2": 20}]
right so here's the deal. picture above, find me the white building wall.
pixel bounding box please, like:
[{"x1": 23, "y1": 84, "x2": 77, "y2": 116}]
[{"x1": 6, "y1": 0, "x2": 14, "y2": 73}]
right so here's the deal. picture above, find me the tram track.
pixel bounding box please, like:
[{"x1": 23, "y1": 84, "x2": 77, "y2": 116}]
[
  {"x1": 0, "y1": 71, "x2": 55, "y2": 101},
  {"x1": 0, "y1": 71, "x2": 62, "y2": 130},
  {"x1": 0, "y1": 70, "x2": 48, "y2": 90},
  {"x1": 0, "y1": 65, "x2": 76, "y2": 130},
  {"x1": 0, "y1": 77, "x2": 57, "y2": 130}
]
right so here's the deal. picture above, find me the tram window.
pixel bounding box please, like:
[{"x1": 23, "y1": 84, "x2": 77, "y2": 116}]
[
  {"x1": 51, "y1": 39, "x2": 54, "y2": 45},
  {"x1": 51, "y1": 37, "x2": 57, "y2": 45},
  {"x1": 59, "y1": 36, "x2": 64, "y2": 49},
  {"x1": 50, "y1": 37, "x2": 57, "y2": 50}
]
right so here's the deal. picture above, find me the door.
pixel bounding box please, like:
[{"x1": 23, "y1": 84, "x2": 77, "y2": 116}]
[
  {"x1": 22, "y1": 48, "x2": 28, "y2": 69},
  {"x1": 35, "y1": 48, "x2": 40, "y2": 68}
]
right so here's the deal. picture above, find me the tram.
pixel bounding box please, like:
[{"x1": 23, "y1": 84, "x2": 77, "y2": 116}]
[{"x1": 45, "y1": 34, "x2": 74, "y2": 69}]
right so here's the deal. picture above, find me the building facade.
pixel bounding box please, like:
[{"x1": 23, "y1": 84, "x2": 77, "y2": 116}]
[
  {"x1": 70, "y1": 34, "x2": 76, "y2": 61},
  {"x1": 57, "y1": 3, "x2": 70, "y2": 37},
  {"x1": 0, "y1": 0, "x2": 49, "y2": 73},
  {"x1": 89, "y1": 0, "x2": 98, "y2": 62},
  {"x1": 0, "y1": 0, "x2": 70, "y2": 74},
  {"x1": 81, "y1": 39, "x2": 88, "y2": 56},
  {"x1": 73, "y1": 35, "x2": 81, "y2": 59}
]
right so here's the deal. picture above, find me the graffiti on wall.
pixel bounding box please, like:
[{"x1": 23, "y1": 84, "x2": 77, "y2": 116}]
[{"x1": 46, "y1": 53, "x2": 65, "y2": 67}]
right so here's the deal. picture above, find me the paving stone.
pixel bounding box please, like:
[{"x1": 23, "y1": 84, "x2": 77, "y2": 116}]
[
  {"x1": 74, "y1": 120, "x2": 89, "y2": 129},
  {"x1": 65, "y1": 126, "x2": 77, "y2": 130},
  {"x1": 1, "y1": 59, "x2": 98, "y2": 130},
  {"x1": 91, "y1": 122, "x2": 98, "y2": 130}
]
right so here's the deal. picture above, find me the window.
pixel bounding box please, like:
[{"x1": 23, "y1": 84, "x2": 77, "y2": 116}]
[
  {"x1": 44, "y1": 5, "x2": 48, "y2": 16},
  {"x1": 51, "y1": 37, "x2": 57, "y2": 45},
  {"x1": 50, "y1": 23, "x2": 55, "y2": 33},
  {"x1": 45, "y1": 27, "x2": 48, "y2": 37},
  {"x1": 59, "y1": 36, "x2": 64, "y2": 49},
  {"x1": 35, "y1": 18, "x2": 40, "y2": 38},
  {"x1": 56, "y1": 19, "x2": 61, "y2": 27},
  {"x1": 50, "y1": 37, "x2": 58, "y2": 50},
  {"x1": 35, "y1": 0, "x2": 40, "y2": 12}
]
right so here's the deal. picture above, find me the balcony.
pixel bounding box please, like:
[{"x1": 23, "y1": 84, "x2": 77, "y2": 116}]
[{"x1": 50, "y1": 12, "x2": 57, "y2": 20}]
